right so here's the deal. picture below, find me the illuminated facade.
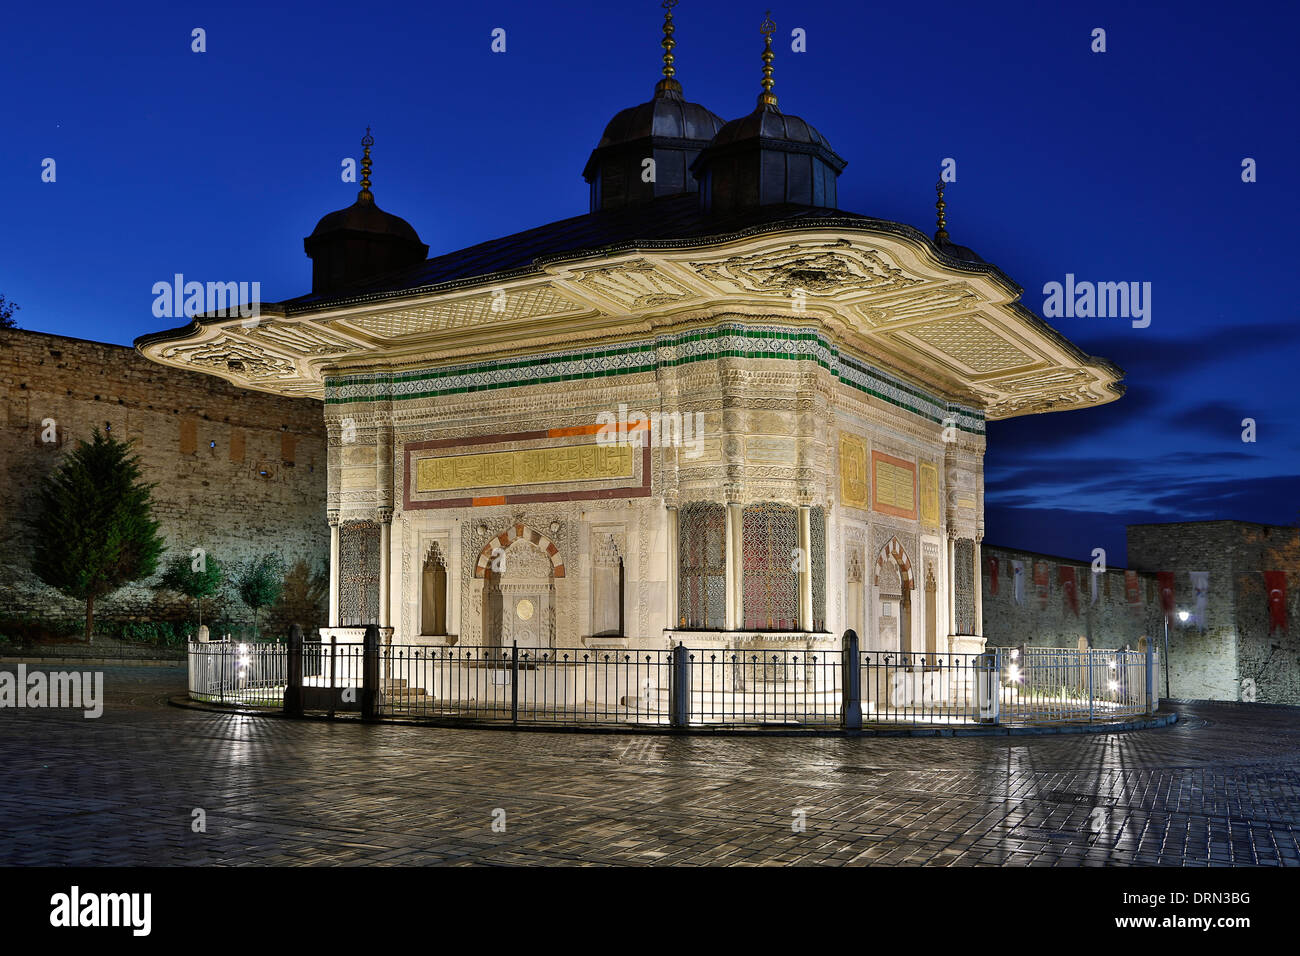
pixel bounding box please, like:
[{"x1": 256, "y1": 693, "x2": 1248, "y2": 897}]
[{"x1": 137, "y1": 8, "x2": 1122, "y2": 660}]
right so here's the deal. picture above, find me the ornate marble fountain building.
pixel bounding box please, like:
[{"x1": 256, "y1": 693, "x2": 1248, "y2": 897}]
[{"x1": 137, "y1": 11, "x2": 1122, "y2": 660}]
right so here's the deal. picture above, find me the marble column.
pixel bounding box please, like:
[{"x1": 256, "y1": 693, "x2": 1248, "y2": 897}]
[
  {"x1": 797, "y1": 505, "x2": 812, "y2": 631},
  {"x1": 725, "y1": 502, "x2": 743, "y2": 630},
  {"x1": 665, "y1": 505, "x2": 679, "y2": 629},
  {"x1": 328, "y1": 511, "x2": 341, "y2": 628},
  {"x1": 378, "y1": 508, "x2": 393, "y2": 629}
]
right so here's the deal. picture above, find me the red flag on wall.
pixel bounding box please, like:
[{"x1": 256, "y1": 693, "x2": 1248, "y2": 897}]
[
  {"x1": 1157, "y1": 571, "x2": 1176, "y2": 626},
  {"x1": 987, "y1": 557, "x2": 999, "y2": 595},
  {"x1": 1034, "y1": 562, "x2": 1050, "y2": 610},
  {"x1": 1125, "y1": 570, "x2": 1142, "y2": 607},
  {"x1": 1264, "y1": 571, "x2": 1288, "y2": 633},
  {"x1": 1059, "y1": 566, "x2": 1079, "y2": 616}
]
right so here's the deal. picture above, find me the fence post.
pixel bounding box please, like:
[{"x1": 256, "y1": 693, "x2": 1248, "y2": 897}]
[
  {"x1": 1145, "y1": 641, "x2": 1156, "y2": 715},
  {"x1": 1087, "y1": 648, "x2": 1095, "y2": 722},
  {"x1": 511, "y1": 641, "x2": 519, "y2": 725},
  {"x1": 841, "y1": 629, "x2": 862, "y2": 730},
  {"x1": 669, "y1": 643, "x2": 690, "y2": 728},
  {"x1": 219, "y1": 642, "x2": 228, "y2": 704},
  {"x1": 284, "y1": 623, "x2": 303, "y2": 717},
  {"x1": 362, "y1": 624, "x2": 380, "y2": 720}
]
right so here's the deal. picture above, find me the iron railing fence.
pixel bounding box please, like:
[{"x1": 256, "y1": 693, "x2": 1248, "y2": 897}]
[
  {"x1": 187, "y1": 639, "x2": 287, "y2": 708},
  {"x1": 378, "y1": 645, "x2": 675, "y2": 724},
  {"x1": 187, "y1": 636, "x2": 1159, "y2": 728},
  {"x1": 995, "y1": 646, "x2": 1153, "y2": 722},
  {"x1": 688, "y1": 649, "x2": 843, "y2": 725},
  {"x1": 860, "y1": 652, "x2": 1000, "y2": 725}
]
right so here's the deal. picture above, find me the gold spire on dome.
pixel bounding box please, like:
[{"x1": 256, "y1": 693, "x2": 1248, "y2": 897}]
[
  {"x1": 358, "y1": 127, "x2": 374, "y2": 203},
  {"x1": 934, "y1": 180, "x2": 949, "y2": 243},
  {"x1": 655, "y1": 0, "x2": 684, "y2": 97},
  {"x1": 757, "y1": 10, "x2": 779, "y2": 111}
]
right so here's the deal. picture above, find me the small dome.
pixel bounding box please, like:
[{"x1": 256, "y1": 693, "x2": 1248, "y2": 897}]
[
  {"x1": 594, "y1": 90, "x2": 724, "y2": 149},
  {"x1": 303, "y1": 131, "x2": 428, "y2": 296},
  {"x1": 583, "y1": 86, "x2": 724, "y2": 211},
  {"x1": 706, "y1": 108, "x2": 834, "y2": 153},
  {"x1": 308, "y1": 197, "x2": 423, "y2": 245}
]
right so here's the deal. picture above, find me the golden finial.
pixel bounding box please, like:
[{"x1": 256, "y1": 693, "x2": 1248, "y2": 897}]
[
  {"x1": 758, "y1": 10, "x2": 779, "y2": 111},
  {"x1": 359, "y1": 127, "x2": 374, "y2": 203},
  {"x1": 934, "y1": 180, "x2": 949, "y2": 243},
  {"x1": 655, "y1": 0, "x2": 683, "y2": 97}
]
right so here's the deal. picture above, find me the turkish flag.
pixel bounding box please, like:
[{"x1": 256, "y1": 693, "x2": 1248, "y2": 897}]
[
  {"x1": 1034, "y1": 562, "x2": 1050, "y2": 610},
  {"x1": 987, "y1": 557, "x2": 999, "y2": 595},
  {"x1": 1059, "y1": 566, "x2": 1079, "y2": 617},
  {"x1": 1125, "y1": 570, "x2": 1142, "y2": 607},
  {"x1": 1157, "y1": 571, "x2": 1176, "y2": 626},
  {"x1": 1264, "y1": 571, "x2": 1287, "y2": 633}
]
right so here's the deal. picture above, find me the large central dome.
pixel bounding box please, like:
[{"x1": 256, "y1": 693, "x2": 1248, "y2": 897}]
[{"x1": 582, "y1": 3, "x2": 723, "y2": 212}]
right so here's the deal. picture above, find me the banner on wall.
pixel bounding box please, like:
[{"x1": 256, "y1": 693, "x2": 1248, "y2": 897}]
[
  {"x1": 1034, "y1": 562, "x2": 1050, "y2": 610},
  {"x1": 1189, "y1": 571, "x2": 1210, "y2": 631},
  {"x1": 987, "y1": 557, "x2": 999, "y2": 595},
  {"x1": 1012, "y1": 561, "x2": 1025, "y2": 607},
  {"x1": 1058, "y1": 566, "x2": 1079, "y2": 617},
  {"x1": 1125, "y1": 570, "x2": 1142, "y2": 607},
  {"x1": 1157, "y1": 571, "x2": 1176, "y2": 626},
  {"x1": 1264, "y1": 571, "x2": 1287, "y2": 634}
]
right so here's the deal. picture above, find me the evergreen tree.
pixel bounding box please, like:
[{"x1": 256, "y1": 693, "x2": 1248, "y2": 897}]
[
  {"x1": 32, "y1": 429, "x2": 164, "y2": 641},
  {"x1": 236, "y1": 554, "x2": 286, "y2": 633},
  {"x1": 157, "y1": 551, "x2": 225, "y2": 630}
]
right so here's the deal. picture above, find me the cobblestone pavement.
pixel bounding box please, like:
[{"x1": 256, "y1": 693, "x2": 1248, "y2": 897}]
[{"x1": 1, "y1": 666, "x2": 1298, "y2": 866}]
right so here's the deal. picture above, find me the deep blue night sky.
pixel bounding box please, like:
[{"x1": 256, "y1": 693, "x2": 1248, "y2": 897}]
[{"x1": 3, "y1": 0, "x2": 1297, "y2": 565}]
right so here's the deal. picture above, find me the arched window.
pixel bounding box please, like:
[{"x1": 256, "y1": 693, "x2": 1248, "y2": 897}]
[
  {"x1": 420, "y1": 543, "x2": 447, "y2": 636},
  {"x1": 678, "y1": 503, "x2": 725, "y2": 629},
  {"x1": 742, "y1": 502, "x2": 798, "y2": 630}
]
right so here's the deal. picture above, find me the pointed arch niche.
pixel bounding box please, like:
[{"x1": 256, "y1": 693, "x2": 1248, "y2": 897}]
[
  {"x1": 420, "y1": 541, "x2": 448, "y2": 636},
  {"x1": 871, "y1": 535, "x2": 916, "y2": 654}
]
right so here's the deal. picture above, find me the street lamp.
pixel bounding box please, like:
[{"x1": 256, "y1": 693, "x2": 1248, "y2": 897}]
[{"x1": 1163, "y1": 608, "x2": 1189, "y2": 699}]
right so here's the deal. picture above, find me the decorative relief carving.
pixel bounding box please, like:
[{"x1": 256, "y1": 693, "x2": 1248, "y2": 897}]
[
  {"x1": 856, "y1": 284, "x2": 981, "y2": 327},
  {"x1": 569, "y1": 261, "x2": 697, "y2": 310},
  {"x1": 691, "y1": 242, "x2": 920, "y2": 297},
  {"x1": 900, "y1": 315, "x2": 1034, "y2": 372},
  {"x1": 839, "y1": 434, "x2": 868, "y2": 509},
  {"x1": 171, "y1": 337, "x2": 297, "y2": 379},
  {"x1": 919, "y1": 462, "x2": 940, "y2": 528},
  {"x1": 238, "y1": 322, "x2": 351, "y2": 355},
  {"x1": 416, "y1": 444, "x2": 634, "y2": 492},
  {"x1": 871, "y1": 451, "x2": 917, "y2": 519},
  {"x1": 341, "y1": 286, "x2": 583, "y2": 338}
]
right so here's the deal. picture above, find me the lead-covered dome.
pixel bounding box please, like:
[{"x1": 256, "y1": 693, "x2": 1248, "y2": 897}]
[
  {"x1": 691, "y1": 15, "x2": 846, "y2": 215},
  {"x1": 304, "y1": 131, "x2": 428, "y2": 296},
  {"x1": 582, "y1": 3, "x2": 724, "y2": 211}
]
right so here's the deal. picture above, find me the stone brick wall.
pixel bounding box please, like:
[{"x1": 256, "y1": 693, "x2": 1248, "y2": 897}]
[
  {"x1": 0, "y1": 328, "x2": 328, "y2": 634},
  {"x1": 982, "y1": 544, "x2": 1161, "y2": 652},
  {"x1": 1130, "y1": 521, "x2": 1300, "y2": 705},
  {"x1": 984, "y1": 522, "x2": 1300, "y2": 705}
]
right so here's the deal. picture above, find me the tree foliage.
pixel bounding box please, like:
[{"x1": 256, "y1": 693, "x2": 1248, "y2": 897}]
[
  {"x1": 0, "y1": 294, "x2": 19, "y2": 329},
  {"x1": 157, "y1": 551, "x2": 225, "y2": 628},
  {"x1": 32, "y1": 429, "x2": 164, "y2": 641},
  {"x1": 235, "y1": 553, "x2": 287, "y2": 630}
]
